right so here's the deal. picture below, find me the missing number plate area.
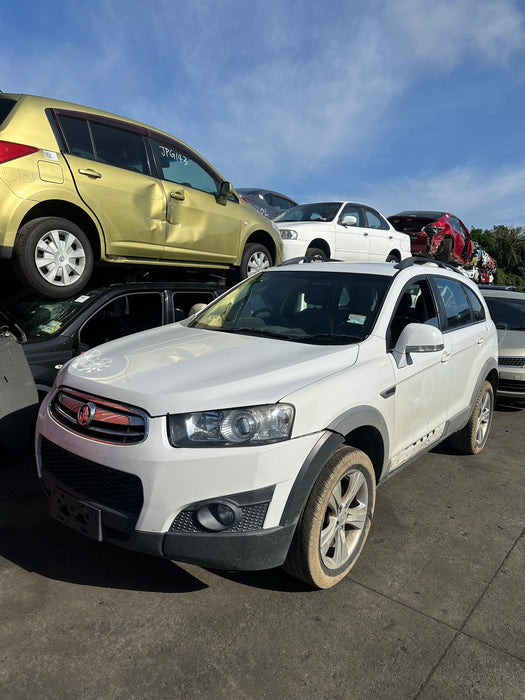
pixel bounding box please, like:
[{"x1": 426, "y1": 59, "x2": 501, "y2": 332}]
[{"x1": 50, "y1": 486, "x2": 102, "y2": 541}]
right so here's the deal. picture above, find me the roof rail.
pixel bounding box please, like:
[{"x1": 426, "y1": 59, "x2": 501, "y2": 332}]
[
  {"x1": 394, "y1": 256, "x2": 465, "y2": 276},
  {"x1": 279, "y1": 255, "x2": 343, "y2": 267}
]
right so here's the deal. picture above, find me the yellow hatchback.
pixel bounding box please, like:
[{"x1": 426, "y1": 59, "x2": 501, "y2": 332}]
[{"x1": 0, "y1": 93, "x2": 282, "y2": 297}]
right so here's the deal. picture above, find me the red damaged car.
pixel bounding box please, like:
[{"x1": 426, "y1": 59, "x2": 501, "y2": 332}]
[{"x1": 388, "y1": 211, "x2": 473, "y2": 266}]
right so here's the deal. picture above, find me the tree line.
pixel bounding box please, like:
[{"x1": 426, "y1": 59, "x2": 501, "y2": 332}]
[{"x1": 470, "y1": 225, "x2": 525, "y2": 291}]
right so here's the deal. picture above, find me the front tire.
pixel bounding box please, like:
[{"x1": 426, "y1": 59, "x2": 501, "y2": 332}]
[
  {"x1": 13, "y1": 217, "x2": 93, "y2": 297},
  {"x1": 284, "y1": 446, "x2": 376, "y2": 589},
  {"x1": 240, "y1": 243, "x2": 272, "y2": 279},
  {"x1": 449, "y1": 380, "x2": 494, "y2": 454}
]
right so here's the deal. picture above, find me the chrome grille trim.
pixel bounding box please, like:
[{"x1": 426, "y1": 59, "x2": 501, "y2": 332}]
[{"x1": 50, "y1": 387, "x2": 148, "y2": 444}]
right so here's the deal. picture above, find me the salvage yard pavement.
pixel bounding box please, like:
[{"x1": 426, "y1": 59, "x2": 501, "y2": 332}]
[{"x1": 1, "y1": 406, "x2": 524, "y2": 700}]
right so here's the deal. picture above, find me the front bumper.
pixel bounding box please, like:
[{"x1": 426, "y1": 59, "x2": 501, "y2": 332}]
[{"x1": 36, "y1": 396, "x2": 327, "y2": 570}]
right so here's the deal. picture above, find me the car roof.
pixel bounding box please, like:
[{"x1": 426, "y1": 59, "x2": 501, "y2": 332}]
[
  {"x1": 480, "y1": 289, "x2": 525, "y2": 300},
  {"x1": 390, "y1": 211, "x2": 448, "y2": 219},
  {"x1": 1, "y1": 92, "x2": 225, "y2": 181},
  {"x1": 275, "y1": 257, "x2": 475, "y2": 283},
  {"x1": 237, "y1": 187, "x2": 296, "y2": 200}
]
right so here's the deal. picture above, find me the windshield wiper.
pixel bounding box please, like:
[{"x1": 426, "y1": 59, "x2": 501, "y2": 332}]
[
  {"x1": 212, "y1": 327, "x2": 302, "y2": 341},
  {"x1": 295, "y1": 333, "x2": 362, "y2": 344}
]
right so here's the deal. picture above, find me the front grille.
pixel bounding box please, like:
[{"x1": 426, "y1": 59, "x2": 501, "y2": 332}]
[
  {"x1": 499, "y1": 356, "x2": 525, "y2": 368},
  {"x1": 498, "y1": 379, "x2": 525, "y2": 393},
  {"x1": 41, "y1": 437, "x2": 144, "y2": 517},
  {"x1": 50, "y1": 388, "x2": 148, "y2": 444},
  {"x1": 170, "y1": 501, "x2": 270, "y2": 533}
]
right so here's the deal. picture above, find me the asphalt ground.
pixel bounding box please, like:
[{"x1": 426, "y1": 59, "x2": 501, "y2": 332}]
[{"x1": 1, "y1": 405, "x2": 524, "y2": 700}]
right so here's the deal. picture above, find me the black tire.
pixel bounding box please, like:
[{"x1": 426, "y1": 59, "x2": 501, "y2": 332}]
[
  {"x1": 305, "y1": 247, "x2": 327, "y2": 261},
  {"x1": 437, "y1": 237, "x2": 453, "y2": 263},
  {"x1": 13, "y1": 217, "x2": 94, "y2": 298},
  {"x1": 386, "y1": 252, "x2": 400, "y2": 263},
  {"x1": 448, "y1": 380, "x2": 494, "y2": 455},
  {"x1": 240, "y1": 243, "x2": 272, "y2": 279},
  {"x1": 284, "y1": 446, "x2": 376, "y2": 589}
]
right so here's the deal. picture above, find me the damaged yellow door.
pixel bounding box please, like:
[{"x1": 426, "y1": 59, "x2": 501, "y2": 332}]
[
  {"x1": 64, "y1": 154, "x2": 167, "y2": 259},
  {"x1": 150, "y1": 137, "x2": 241, "y2": 265}
]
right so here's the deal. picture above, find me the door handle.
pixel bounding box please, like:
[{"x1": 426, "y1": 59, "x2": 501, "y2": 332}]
[
  {"x1": 477, "y1": 336, "x2": 485, "y2": 345},
  {"x1": 78, "y1": 168, "x2": 102, "y2": 178},
  {"x1": 170, "y1": 189, "x2": 185, "y2": 201},
  {"x1": 441, "y1": 351, "x2": 452, "y2": 363},
  {"x1": 363, "y1": 232, "x2": 369, "y2": 236}
]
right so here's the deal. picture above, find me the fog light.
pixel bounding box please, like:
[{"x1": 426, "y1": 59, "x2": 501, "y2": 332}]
[
  {"x1": 216, "y1": 503, "x2": 235, "y2": 526},
  {"x1": 196, "y1": 500, "x2": 242, "y2": 531}
]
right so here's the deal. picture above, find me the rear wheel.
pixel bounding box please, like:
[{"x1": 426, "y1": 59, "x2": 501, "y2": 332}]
[
  {"x1": 437, "y1": 237, "x2": 453, "y2": 263},
  {"x1": 305, "y1": 247, "x2": 327, "y2": 261},
  {"x1": 284, "y1": 446, "x2": 376, "y2": 589},
  {"x1": 449, "y1": 380, "x2": 494, "y2": 454},
  {"x1": 240, "y1": 243, "x2": 272, "y2": 279},
  {"x1": 386, "y1": 252, "x2": 400, "y2": 263},
  {"x1": 13, "y1": 217, "x2": 93, "y2": 297}
]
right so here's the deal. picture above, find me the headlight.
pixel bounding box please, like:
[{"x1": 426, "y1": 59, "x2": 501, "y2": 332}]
[
  {"x1": 167, "y1": 404, "x2": 294, "y2": 447},
  {"x1": 279, "y1": 228, "x2": 298, "y2": 240}
]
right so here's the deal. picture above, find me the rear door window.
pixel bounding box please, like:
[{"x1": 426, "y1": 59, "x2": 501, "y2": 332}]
[
  {"x1": 434, "y1": 278, "x2": 473, "y2": 330},
  {"x1": 90, "y1": 122, "x2": 149, "y2": 174}
]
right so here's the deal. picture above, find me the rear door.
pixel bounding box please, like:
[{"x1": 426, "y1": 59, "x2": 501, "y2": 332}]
[
  {"x1": 363, "y1": 206, "x2": 397, "y2": 261},
  {"x1": 432, "y1": 277, "x2": 492, "y2": 422},
  {"x1": 57, "y1": 112, "x2": 167, "y2": 257}
]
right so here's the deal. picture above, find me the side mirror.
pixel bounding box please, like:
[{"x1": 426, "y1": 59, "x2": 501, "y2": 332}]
[
  {"x1": 392, "y1": 323, "x2": 444, "y2": 369},
  {"x1": 341, "y1": 214, "x2": 358, "y2": 227},
  {"x1": 218, "y1": 181, "x2": 233, "y2": 204}
]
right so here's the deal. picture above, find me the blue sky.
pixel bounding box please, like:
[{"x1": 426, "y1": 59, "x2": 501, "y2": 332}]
[{"x1": 2, "y1": 0, "x2": 524, "y2": 230}]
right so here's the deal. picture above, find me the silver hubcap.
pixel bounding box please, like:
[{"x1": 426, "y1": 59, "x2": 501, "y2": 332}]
[
  {"x1": 247, "y1": 251, "x2": 270, "y2": 275},
  {"x1": 476, "y1": 390, "x2": 492, "y2": 446},
  {"x1": 35, "y1": 229, "x2": 86, "y2": 287},
  {"x1": 320, "y1": 469, "x2": 369, "y2": 570}
]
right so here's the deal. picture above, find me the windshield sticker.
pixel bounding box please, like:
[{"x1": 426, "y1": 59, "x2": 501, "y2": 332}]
[
  {"x1": 72, "y1": 349, "x2": 113, "y2": 373},
  {"x1": 38, "y1": 320, "x2": 62, "y2": 334},
  {"x1": 43, "y1": 150, "x2": 59, "y2": 161},
  {"x1": 347, "y1": 314, "x2": 366, "y2": 325}
]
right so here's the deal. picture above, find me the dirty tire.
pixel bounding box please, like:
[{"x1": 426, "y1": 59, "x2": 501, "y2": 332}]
[
  {"x1": 284, "y1": 446, "x2": 376, "y2": 589},
  {"x1": 448, "y1": 380, "x2": 494, "y2": 455},
  {"x1": 240, "y1": 243, "x2": 272, "y2": 279},
  {"x1": 13, "y1": 217, "x2": 93, "y2": 297},
  {"x1": 437, "y1": 237, "x2": 453, "y2": 263}
]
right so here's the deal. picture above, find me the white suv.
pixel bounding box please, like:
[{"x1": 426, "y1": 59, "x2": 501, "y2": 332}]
[{"x1": 35, "y1": 259, "x2": 498, "y2": 588}]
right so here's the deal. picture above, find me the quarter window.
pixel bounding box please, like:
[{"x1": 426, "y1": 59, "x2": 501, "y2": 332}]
[{"x1": 58, "y1": 115, "x2": 95, "y2": 160}]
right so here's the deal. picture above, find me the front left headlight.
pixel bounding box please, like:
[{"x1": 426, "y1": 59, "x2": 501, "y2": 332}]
[
  {"x1": 167, "y1": 404, "x2": 294, "y2": 447},
  {"x1": 279, "y1": 228, "x2": 298, "y2": 240}
]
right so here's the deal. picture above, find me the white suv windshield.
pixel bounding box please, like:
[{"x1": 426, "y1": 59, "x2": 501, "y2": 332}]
[{"x1": 191, "y1": 270, "x2": 391, "y2": 343}]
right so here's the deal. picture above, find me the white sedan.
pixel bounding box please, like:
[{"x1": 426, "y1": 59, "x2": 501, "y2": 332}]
[{"x1": 274, "y1": 201, "x2": 411, "y2": 263}]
